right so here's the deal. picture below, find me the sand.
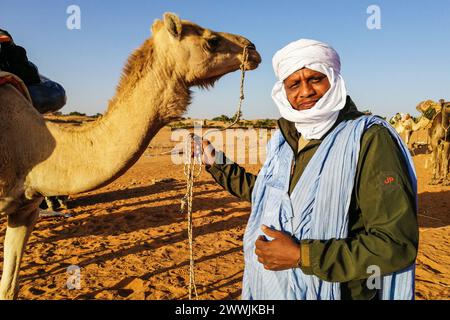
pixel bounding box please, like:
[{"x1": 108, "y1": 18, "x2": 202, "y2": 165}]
[{"x1": 0, "y1": 125, "x2": 448, "y2": 300}]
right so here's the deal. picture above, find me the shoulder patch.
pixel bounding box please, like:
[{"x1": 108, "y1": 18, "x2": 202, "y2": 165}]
[{"x1": 379, "y1": 171, "x2": 400, "y2": 189}]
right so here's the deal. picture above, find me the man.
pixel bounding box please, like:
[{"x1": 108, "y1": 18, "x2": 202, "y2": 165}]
[{"x1": 197, "y1": 39, "x2": 418, "y2": 300}]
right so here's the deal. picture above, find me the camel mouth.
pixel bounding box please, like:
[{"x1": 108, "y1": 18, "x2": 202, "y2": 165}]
[
  {"x1": 189, "y1": 50, "x2": 261, "y2": 89},
  {"x1": 243, "y1": 61, "x2": 260, "y2": 71},
  {"x1": 243, "y1": 50, "x2": 262, "y2": 71}
]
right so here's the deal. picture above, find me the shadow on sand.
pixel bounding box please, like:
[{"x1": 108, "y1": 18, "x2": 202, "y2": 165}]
[{"x1": 418, "y1": 190, "x2": 450, "y2": 228}]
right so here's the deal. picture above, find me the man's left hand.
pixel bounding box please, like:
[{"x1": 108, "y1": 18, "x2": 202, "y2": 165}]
[{"x1": 254, "y1": 225, "x2": 300, "y2": 271}]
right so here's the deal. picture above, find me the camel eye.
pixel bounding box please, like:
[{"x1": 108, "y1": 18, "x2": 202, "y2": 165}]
[{"x1": 206, "y1": 37, "x2": 220, "y2": 50}]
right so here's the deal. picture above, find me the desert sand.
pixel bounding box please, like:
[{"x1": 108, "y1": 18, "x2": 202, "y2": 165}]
[{"x1": 0, "y1": 123, "x2": 448, "y2": 300}]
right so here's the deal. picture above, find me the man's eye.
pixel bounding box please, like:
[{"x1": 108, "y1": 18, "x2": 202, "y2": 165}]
[{"x1": 310, "y1": 76, "x2": 324, "y2": 83}]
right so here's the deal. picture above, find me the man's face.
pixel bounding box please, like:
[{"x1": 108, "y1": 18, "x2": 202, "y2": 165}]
[{"x1": 283, "y1": 68, "x2": 331, "y2": 111}]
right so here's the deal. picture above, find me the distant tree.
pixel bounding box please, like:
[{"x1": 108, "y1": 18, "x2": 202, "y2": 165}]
[
  {"x1": 212, "y1": 115, "x2": 231, "y2": 122},
  {"x1": 230, "y1": 111, "x2": 243, "y2": 123},
  {"x1": 68, "y1": 111, "x2": 86, "y2": 116},
  {"x1": 254, "y1": 119, "x2": 277, "y2": 128},
  {"x1": 168, "y1": 121, "x2": 190, "y2": 129},
  {"x1": 211, "y1": 112, "x2": 244, "y2": 123}
]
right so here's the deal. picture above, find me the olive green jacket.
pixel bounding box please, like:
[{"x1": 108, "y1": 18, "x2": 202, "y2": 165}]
[{"x1": 206, "y1": 96, "x2": 419, "y2": 300}]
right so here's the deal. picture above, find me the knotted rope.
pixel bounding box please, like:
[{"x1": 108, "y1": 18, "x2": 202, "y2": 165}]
[{"x1": 181, "y1": 137, "x2": 202, "y2": 299}]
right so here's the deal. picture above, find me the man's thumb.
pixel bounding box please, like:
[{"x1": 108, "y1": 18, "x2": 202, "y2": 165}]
[{"x1": 261, "y1": 225, "x2": 281, "y2": 238}]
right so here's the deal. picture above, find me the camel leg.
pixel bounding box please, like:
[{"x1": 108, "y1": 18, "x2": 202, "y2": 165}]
[
  {"x1": 406, "y1": 130, "x2": 411, "y2": 148},
  {"x1": 429, "y1": 145, "x2": 438, "y2": 184},
  {"x1": 430, "y1": 142, "x2": 443, "y2": 185},
  {"x1": 442, "y1": 141, "x2": 450, "y2": 186},
  {"x1": 437, "y1": 144, "x2": 444, "y2": 181},
  {"x1": 0, "y1": 204, "x2": 40, "y2": 300},
  {"x1": 427, "y1": 128, "x2": 433, "y2": 153}
]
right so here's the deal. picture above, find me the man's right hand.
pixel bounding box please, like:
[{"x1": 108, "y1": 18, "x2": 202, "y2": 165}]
[{"x1": 190, "y1": 135, "x2": 216, "y2": 166}]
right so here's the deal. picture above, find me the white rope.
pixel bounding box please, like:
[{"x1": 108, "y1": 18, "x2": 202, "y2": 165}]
[{"x1": 180, "y1": 135, "x2": 202, "y2": 299}]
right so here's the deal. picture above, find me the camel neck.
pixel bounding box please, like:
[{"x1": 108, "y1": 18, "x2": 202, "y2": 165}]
[{"x1": 26, "y1": 45, "x2": 190, "y2": 196}]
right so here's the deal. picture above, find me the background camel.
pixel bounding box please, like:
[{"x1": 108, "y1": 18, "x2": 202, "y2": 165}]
[
  {"x1": 416, "y1": 99, "x2": 450, "y2": 185},
  {"x1": 391, "y1": 112, "x2": 431, "y2": 147},
  {"x1": 0, "y1": 13, "x2": 261, "y2": 299}
]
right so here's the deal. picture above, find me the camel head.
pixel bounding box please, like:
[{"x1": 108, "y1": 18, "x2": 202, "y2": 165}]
[{"x1": 151, "y1": 13, "x2": 262, "y2": 88}]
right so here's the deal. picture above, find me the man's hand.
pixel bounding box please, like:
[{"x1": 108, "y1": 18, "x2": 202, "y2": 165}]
[
  {"x1": 190, "y1": 135, "x2": 216, "y2": 166},
  {"x1": 254, "y1": 225, "x2": 300, "y2": 271}
]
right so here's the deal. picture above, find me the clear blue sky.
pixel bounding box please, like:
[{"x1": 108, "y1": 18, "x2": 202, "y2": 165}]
[{"x1": 1, "y1": 0, "x2": 449, "y2": 119}]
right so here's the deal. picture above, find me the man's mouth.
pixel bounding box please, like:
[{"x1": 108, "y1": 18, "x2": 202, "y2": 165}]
[{"x1": 298, "y1": 100, "x2": 318, "y2": 110}]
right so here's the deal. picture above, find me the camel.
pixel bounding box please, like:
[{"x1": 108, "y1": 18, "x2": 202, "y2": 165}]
[
  {"x1": 0, "y1": 12, "x2": 261, "y2": 299},
  {"x1": 391, "y1": 113, "x2": 431, "y2": 147},
  {"x1": 416, "y1": 99, "x2": 450, "y2": 185}
]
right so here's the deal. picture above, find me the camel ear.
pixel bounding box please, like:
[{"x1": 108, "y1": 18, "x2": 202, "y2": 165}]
[
  {"x1": 151, "y1": 19, "x2": 163, "y2": 34},
  {"x1": 163, "y1": 12, "x2": 182, "y2": 40}
]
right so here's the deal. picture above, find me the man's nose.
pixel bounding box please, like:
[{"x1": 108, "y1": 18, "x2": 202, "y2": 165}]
[{"x1": 299, "y1": 83, "x2": 315, "y2": 98}]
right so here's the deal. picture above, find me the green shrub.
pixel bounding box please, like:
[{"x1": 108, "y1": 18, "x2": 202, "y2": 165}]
[
  {"x1": 212, "y1": 115, "x2": 232, "y2": 122},
  {"x1": 254, "y1": 119, "x2": 276, "y2": 128},
  {"x1": 68, "y1": 111, "x2": 86, "y2": 117}
]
